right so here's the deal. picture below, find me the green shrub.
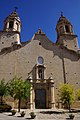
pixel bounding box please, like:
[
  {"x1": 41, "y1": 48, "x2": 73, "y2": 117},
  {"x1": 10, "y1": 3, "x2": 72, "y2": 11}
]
[
  {"x1": 11, "y1": 110, "x2": 16, "y2": 115},
  {"x1": 20, "y1": 111, "x2": 25, "y2": 117},
  {"x1": 0, "y1": 104, "x2": 12, "y2": 112},
  {"x1": 30, "y1": 112, "x2": 36, "y2": 119},
  {"x1": 69, "y1": 114, "x2": 75, "y2": 119}
]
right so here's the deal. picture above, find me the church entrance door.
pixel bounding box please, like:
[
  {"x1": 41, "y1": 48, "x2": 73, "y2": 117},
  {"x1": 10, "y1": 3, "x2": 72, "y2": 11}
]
[{"x1": 35, "y1": 89, "x2": 46, "y2": 109}]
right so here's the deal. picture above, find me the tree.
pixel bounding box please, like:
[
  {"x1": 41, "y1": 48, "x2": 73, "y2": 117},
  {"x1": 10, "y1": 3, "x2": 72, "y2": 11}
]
[
  {"x1": 59, "y1": 84, "x2": 74, "y2": 111},
  {"x1": 7, "y1": 77, "x2": 31, "y2": 112},
  {"x1": 76, "y1": 89, "x2": 80, "y2": 100},
  {"x1": 0, "y1": 79, "x2": 7, "y2": 104}
]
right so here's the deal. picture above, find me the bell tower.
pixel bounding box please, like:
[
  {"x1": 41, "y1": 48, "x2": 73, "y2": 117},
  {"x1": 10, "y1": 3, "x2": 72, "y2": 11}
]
[
  {"x1": 56, "y1": 13, "x2": 78, "y2": 51},
  {"x1": 2, "y1": 9, "x2": 22, "y2": 45},
  {"x1": 0, "y1": 10, "x2": 22, "y2": 51},
  {"x1": 3, "y1": 10, "x2": 21, "y2": 33}
]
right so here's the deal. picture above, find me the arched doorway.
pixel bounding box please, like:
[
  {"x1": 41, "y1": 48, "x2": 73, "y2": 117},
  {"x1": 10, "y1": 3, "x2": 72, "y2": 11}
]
[{"x1": 35, "y1": 89, "x2": 46, "y2": 109}]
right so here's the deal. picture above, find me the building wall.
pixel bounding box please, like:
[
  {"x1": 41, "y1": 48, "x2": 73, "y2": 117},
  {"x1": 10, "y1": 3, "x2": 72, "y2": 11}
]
[
  {"x1": 58, "y1": 35, "x2": 78, "y2": 51},
  {"x1": 0, "y1": 32, "x2": 80, "y2": 107},
  {"x1": 0, "y1": 31, "x2": 20, "y2": 51},
  {"x1": 63, "y1": 49, "x2": 80, "y2": 89}
]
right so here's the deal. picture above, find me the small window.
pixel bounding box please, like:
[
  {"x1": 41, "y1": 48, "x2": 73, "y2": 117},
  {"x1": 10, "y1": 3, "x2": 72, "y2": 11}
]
[
  {"x1": 11, "y1": 42, "x2": 13, "y2": 45},
  {"x1": 38, "y1": 68, "x2": 44, "y2": 79},
  {"x1": 76, "y1": 82, "x2": 78, "y2": 84},
  {"x1": 39, "y1": 42, "x2": 41, "y2": 45},
  {"x1": 2, "y1": 42, "x2": 4, "y2": 44},
  {"x1": 9, "y1": 21, "x2": 13, "y2": 28},
  {"x1": 65, "y1": 25, "x2": 70, "y2": 33},
  {"x1": 38, "y1": 56, "x2": 44, "y2": 65}
]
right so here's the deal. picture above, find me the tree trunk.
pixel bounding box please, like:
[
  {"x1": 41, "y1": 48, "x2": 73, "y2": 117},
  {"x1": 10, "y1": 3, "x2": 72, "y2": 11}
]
[
  {"x1": 1, "y1": 96, "x2": 3, "y2": 104},
  {"x1": 68, "y1": 101, "x2": 71, "y2": 112},
  {"x1": 18, "y1": 98, "x2": 21, "y2": 112}
]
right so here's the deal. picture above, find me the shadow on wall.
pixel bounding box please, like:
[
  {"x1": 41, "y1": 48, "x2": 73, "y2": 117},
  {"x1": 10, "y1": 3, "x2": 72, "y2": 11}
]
[
  {"x1": 32, "y1": 33, "x2": 80, "y2": 61},
  {"x1": 0, "y1": 33, "x2": 79, "y2": 61}
]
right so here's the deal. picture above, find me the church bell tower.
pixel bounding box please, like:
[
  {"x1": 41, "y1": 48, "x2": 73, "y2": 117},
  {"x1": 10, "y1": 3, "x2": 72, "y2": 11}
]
[
  {"x1": 2, "y1": 9, "x2": 21, "y2": 45},
  {"x1": 56, "y1": 13, "x2": 78, "y2": 51},
  {"x1": 3, "y1": 10, "x2": 21, "y2": 33}
]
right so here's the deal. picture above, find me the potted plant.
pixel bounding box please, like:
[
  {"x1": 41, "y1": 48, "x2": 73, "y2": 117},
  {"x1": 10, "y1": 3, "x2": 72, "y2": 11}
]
[
  {"x1": 20, "y1": 111, "x2": 25, "y2": 117},
  {"x1": 69, "y1": 114, "x2": 75, "y2": 119},
  {"x1": 30, "y1": 112, "x2": 36, "y2": 119},
  {"x1": 11, "y1": 109, "x2": 16, "y2": 115}
]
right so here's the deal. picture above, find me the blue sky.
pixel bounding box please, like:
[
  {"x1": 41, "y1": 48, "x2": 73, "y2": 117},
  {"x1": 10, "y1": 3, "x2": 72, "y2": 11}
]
[{"x1": 0, "y1": 0, "x2": 80, "y2": 47}]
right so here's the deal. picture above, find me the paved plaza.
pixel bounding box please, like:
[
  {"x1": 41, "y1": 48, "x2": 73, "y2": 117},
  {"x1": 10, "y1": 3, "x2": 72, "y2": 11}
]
[{"x1": 0, "y1": 109, "x2": 80, "y2": 120}]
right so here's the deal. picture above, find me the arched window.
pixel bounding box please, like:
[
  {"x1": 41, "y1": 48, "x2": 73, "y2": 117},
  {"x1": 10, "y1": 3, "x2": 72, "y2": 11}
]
[
  {"x1": 9, "y1": 21, "x2": 13, "y2": 28},
  {"x1": 65, "y1": 25, "x2": 70, "y2": 33}
]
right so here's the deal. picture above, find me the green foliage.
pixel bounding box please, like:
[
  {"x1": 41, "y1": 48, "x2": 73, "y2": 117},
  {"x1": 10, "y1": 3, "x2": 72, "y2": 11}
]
[
  {"x1": 0, "y1": 79, "x2": 7, "y2": 104},
  {"x1": 30, "y1": 112, "x2": 36, "y2": 119},
  {"x1": 76, "y1": 89, "x2": 80, "y2": 100},
  {"x1": 7, "y1": 77, "x2": 31, "y2": 99},
  {"x1": 0, "y1": 79, "x2": 7, "y2": 96},
  {"x1": 20, "y1": 111, "x2": 25, "y2": 117},
  {"x1": 59, "y1": 84, "x2": 74, "y2": 110},
  {"x1": 11, "y1": 109, "x2": 16, "y2": 115},
  {"x1": 69, "y1": 114, "x2": 75, "y2": 119},
  {"x1": 0, "y1": 103, "x2": 12, "y2": 112},
  {"x1": 7, "y1": 77, "x2": 31, "y2": 112}
]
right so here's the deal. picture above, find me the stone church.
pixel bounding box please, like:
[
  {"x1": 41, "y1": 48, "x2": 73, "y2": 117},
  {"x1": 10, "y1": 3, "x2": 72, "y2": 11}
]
[{"x1": 0, "y1": 10, "x2": 80, "y2": 109}]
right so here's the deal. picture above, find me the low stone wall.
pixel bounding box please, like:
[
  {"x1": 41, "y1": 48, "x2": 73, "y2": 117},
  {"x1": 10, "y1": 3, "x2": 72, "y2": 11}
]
[
  {"x1": 71, "y1": 101, "x2": 80, "y2": 109},
  {"x1": 3, "y1": 97, "x2": 30, "y2": 109}
]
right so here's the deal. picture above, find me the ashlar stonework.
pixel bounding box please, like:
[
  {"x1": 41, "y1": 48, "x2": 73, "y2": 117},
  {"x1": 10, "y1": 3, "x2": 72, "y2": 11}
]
[{"x1": 0, "y1": 11, "x2": 80, "y2": 109}]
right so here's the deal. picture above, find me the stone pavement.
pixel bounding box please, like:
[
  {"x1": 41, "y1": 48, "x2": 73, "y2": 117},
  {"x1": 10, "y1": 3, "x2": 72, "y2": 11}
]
[{"x1": 0, "y1": 109, "x2": 80, "y2": 120}]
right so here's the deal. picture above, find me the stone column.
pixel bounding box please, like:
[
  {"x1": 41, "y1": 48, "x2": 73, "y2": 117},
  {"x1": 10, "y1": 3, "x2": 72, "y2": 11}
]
[
  {"x1": 29, "y1": 76, "x2": 35, "y2": 110},
  {"x1": 64, "y1": 25, "x2": 66, "y2": 33},
  {"x1": 58, "y1": 101, "x2": 62, "y2": 109},
  {"x1": 50, "y1": 76, "x2": 55, "y2": 109},
  {"x1": 7, "y1": 22, "x2": 9, "y2": 29},
  {"x1": 13, "y1": 20, "x2": 16, "y2": 31},
  {"x1": 18, "y1": 23, "x2": 21, "y2": 32}
]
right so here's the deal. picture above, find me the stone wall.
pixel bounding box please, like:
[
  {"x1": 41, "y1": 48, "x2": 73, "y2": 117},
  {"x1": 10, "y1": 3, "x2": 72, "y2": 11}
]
[{"x1": 0, "y1": 32, "x2": 80, "y2": 108}]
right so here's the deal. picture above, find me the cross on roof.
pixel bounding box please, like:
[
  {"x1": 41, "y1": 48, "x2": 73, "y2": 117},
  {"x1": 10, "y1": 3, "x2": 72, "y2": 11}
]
[
  {"x1": 61, "y1": 11, "x2": 63, "y2": 17},
  {"x1": 14, "y1": 7, "x2": 18, "y2": 12}
]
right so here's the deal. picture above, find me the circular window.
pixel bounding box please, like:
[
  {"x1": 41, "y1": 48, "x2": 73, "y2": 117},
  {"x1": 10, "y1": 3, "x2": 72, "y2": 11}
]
[{"x1": 38, "y1": 56, "x2": 44, "y2": 64}]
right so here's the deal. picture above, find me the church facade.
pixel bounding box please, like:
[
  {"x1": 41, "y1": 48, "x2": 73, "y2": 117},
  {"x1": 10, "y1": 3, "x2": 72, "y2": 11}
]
[{"x1": 0, "y1": 11, "x2": 80, "y2": 109}]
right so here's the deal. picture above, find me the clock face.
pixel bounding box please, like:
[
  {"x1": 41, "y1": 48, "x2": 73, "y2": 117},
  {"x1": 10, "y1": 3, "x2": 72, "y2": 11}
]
[{"x1": 38, "y1": 56, "x2": 44, "y2": 64}]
